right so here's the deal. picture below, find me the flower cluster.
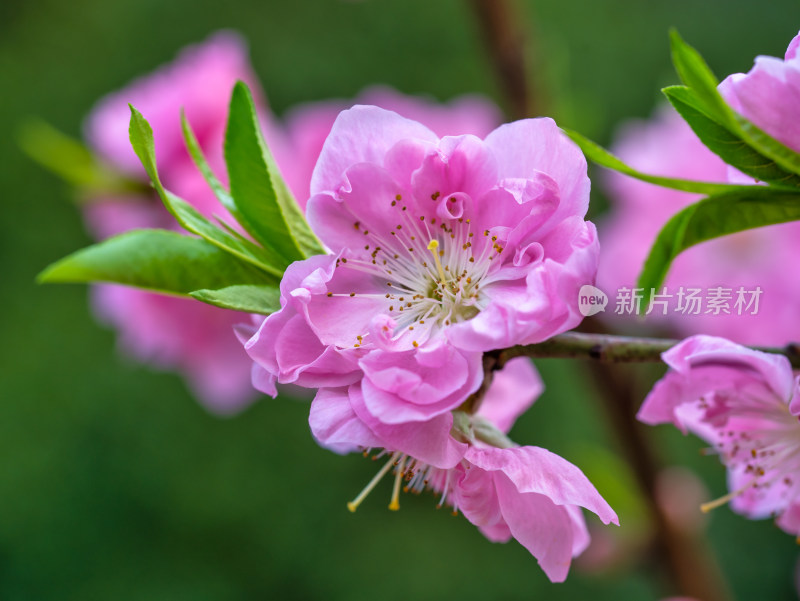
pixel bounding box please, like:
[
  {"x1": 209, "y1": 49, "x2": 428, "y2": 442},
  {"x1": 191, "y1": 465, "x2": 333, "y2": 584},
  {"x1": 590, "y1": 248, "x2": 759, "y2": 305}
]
[{"x1": 239, "y1": 104, "x2": 617, "y2": 579}]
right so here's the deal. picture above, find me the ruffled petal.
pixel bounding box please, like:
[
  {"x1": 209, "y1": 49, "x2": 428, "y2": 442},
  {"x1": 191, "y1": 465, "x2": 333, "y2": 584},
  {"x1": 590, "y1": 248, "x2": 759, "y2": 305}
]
[
  {"x1": 310, "y1": 105, "x2": 438, "y2": 196},
  {"x1": 484, "y1": 118, "x2": 590, "y2": 227},
  {"x1": 307, "y1": 162, "x2": 411, "y2": 253},
  {"x1": 637, "y1": 335, "x2": 794, "y2": 430},
  {"x1": 494, "y1": 472, "x2": 579, "y2": 583},
  {"x1": 410, "y1": 135, "x2": 498, "y2": 206},
  {"x1": 309, "y1": 387, "x2": 384, "y2": 454},
  {"x1": 348, "y1": 384, "x2": 468, "y2": 468},
  {"x1": 358, "y1": 344, "x2": 483, "y2": 423}
]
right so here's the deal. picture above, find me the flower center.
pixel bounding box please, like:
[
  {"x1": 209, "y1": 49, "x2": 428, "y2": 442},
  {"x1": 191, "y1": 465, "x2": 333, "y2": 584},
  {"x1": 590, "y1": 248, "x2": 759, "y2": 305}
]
[
  {"x1": 329, "y1": 193, "x2": 504, "y2": 347},
  {"x1": 697, "y1": 393, "x2": 800, "y2": 512}
]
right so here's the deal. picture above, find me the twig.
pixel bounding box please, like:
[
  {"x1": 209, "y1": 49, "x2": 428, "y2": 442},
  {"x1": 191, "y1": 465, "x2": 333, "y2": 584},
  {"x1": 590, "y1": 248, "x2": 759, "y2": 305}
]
[
  {"x1": 467, "y1": 0, "x2": 533, "y2": 119},
  {"x1": 489, "y1": 331, "x2": 800, "y2": 368}
]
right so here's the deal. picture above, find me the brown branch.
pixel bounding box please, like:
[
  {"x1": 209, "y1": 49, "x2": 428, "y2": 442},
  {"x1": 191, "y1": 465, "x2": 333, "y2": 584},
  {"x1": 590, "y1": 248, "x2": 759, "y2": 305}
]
[
  {"x1": 468, "y1": 0, "x2": 533, "y2": 119},
  {"x1": 585, "y1": 360, "x2": 732, "y2": 601},
  {"x1": 489, "y1": 331, "x2": 800, "y2": 369}
]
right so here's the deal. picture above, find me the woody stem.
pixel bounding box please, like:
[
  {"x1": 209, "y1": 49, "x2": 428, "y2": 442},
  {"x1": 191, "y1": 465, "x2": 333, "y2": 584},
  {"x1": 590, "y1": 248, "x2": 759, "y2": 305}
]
[{"x1": 489, "y1": 332, "x2": 800, "y2": 368}]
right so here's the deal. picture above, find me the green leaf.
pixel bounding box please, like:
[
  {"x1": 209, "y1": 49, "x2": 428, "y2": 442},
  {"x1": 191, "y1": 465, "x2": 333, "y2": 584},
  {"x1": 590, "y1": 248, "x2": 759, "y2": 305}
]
[
  {"x1": 38, "y1": 229, "x2": 275, "y2": 296},
  {"x1": 180, "y1": 110, "x2": 237, "y2": 215},
  {"x1": 563, "y1": 128, "x2": 739, "y2": 195},
  {"x1": 18, "y1": 119, "x2": 146, "y2": 196},
  {"x1": 128, "y1": 105, "x2": 288, "y2": 277},
  {"x1": 669, "y1": 29, "x2": 736, "y2": 129},
  {"x1": 225, "y1": 82, "x2": 324, "y2": 259},
  {"x1": 190, "y1": 284, "x2": 280, "y2": 314},
  {"x1": 637, "y1": 187, "x2": 800, "y2": 302},
  {"x1": 732, "y1": 111, "x2": 800, "y2": 181},
  {"x1": 669, "y1": 30, "x2": 800, "y2": 181},
  {"x1": 663, "y1": 86, "x2": 800, "y2": 188}
]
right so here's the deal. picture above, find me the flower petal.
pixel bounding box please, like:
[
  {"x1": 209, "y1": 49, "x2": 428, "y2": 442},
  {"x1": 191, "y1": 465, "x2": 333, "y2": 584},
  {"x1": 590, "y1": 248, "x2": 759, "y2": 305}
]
[
  {"x1": 484, "y1": 118, "x2": 590, "y2": 226},
  {"x1": 358, "y1": 344, "x2": 483, "y2": 423},
  {"x1": 348, "y1": 384, "x2": 467, "y2": 468},
  {"x1": 494, "y1": 472, "x2": 580, "y2": 583},
  {"x1": 465, "y1": 445, "x2": 618, "y2": 526},
  {"x1": 310, "y1": 105, "x2": 438, "y2": 196},
  {"x1": 309, "y1": 387, "x2": 384, "y2": 454},
  {"x1": 637, "y1": 335, "x2": 794, "y2": 430}
]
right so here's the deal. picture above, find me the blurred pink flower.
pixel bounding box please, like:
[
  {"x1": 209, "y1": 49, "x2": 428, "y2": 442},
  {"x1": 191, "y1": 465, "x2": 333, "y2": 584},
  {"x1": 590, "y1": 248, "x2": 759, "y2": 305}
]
[
  {"x1": 84, "y1": 31, "x2": 269, "y2": 414},
  {"x1": 81, "y1": 33, "x2": 503, "y2": 413},
  {"x1": 244, "y1": 106, "x2": 599, "y2": 420},
  {"x1": 638, "y1": 335, "x2": 800, "y2": 537},
  {"x1": 596, "y1": 105, "x2": 800, "y2": 345},
  {"x1": 309, "y1": 358, "x2": 617, "y2": 582}
]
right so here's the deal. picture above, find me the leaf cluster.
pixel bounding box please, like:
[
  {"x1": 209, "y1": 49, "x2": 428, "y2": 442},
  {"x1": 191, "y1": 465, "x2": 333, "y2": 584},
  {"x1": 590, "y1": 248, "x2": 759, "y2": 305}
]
[
  {"x1": 37, "y1": 82, "x2": 324, "y2": 315},
  {"x1": 566, "y1": 30, "x2": 800, "y2": 309}
]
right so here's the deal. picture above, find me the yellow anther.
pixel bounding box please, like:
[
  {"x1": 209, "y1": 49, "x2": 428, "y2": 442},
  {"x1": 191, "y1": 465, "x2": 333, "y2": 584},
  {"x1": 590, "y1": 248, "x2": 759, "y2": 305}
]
[{"x1": 427, "y1": 240, "x2": 447, "y2": 282}]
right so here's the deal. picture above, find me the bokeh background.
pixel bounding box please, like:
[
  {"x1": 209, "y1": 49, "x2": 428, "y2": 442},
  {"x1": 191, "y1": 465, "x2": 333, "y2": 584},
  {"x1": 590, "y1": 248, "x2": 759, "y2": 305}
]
[{"x1": 3, "y1": 1, "x2": 800, "y2": 599}]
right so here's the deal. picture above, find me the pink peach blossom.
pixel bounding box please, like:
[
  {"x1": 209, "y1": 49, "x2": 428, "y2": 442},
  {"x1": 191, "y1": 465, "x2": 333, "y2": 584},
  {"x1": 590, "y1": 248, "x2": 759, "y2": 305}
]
[
  {"x1": 638, "y1": 335, "x2": 800, "y2": 537},
  {"x1": 309, "y1": 358, "x2": 617, "y2": 582},
  {"x1": 84, "y1": 32, "x2": 269, "y2": 413},
  {"x1": 244, "y1": 106, "x2": 598, "y2": 423},
  {"x1": 81, "y1": 33, "x2": 502, "y2": 412}
]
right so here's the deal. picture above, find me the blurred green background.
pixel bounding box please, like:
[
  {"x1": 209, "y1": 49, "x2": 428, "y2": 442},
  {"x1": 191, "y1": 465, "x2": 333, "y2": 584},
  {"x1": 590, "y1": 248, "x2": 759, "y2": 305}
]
[{"x1": 3, "y1": 1, "x2": 800, "y2": 599}]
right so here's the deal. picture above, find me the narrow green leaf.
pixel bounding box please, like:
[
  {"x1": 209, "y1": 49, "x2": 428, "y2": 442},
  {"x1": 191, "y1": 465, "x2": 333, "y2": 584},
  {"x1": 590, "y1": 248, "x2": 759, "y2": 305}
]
[
  {"x1": 637, "y1": 188, "x2": 800, "y2": 302},
  {"x1": 663, "y1": 86, "x2": 800, "y2": 188},
  {"x1": 38, "y1": 229, "x2": 275, "y2": 296},
  {"x1": 190, "y1": 284, "x2": 280, "y2": 314},
  {"x1": 563, "y1": 128, "x2": 739, "y2": 195},
  {"x1": 18, "y1": 119, "x2": 146, "y2": 196},
  {"x1": 128, "y1": 105, "x2": 289, "y2": 277},
  {"x1": 225, "y1": 82, "x2": 324, "y2": 259},
  {"x1": 180, "y1": 110, "x2": 237, "y2": 215},
  {"x1": 669, "y1": 29, "x2": 736, "y2": 129}
]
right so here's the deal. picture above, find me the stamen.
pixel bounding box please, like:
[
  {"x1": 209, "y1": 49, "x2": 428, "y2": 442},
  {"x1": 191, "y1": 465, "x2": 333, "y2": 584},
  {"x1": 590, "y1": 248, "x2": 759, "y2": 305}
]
[
  {"x1": 700, "y1": 477, "x2": 759, "y2": 513},
  {"x1": 427, "y1": 239, "x2": 447, "y2": 282},
  {"x1": 389, "y1": 455, "x2": 406, "y2": 511},
  {"x1": 347, "y1": 452, "x2": 400, "y2": 512}
]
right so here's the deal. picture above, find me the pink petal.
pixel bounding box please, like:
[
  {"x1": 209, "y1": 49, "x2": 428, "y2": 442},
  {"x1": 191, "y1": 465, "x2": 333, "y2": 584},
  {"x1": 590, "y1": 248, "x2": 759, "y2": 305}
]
[
  {"x1": 476, "y1": 357, "x2": 543, "y2": 434},
  {"x1": 720, "y1": 52, "x2": 800, "y2": 154},
  {"x1": 465, "y1": 446, "x2": 618, "y2": 526},
  {"x1": 310, "y1": 105, "x2": 438, "y2": 196},
  {"x1": 307, "y1": 163, "x2": 410, "y2": 253},
  {"x1": 358, "y1": 345, "x2": 483, "y2": 423},
  {"x1": 356, "y1": 86, "x2": 502, "y2": 139},
  {"x1": 776, "y1": 500, "x2": 800, "y2": 536},
  {"x1": 484, "y1": 118, "x2": 590, "y2": 227},
  {"x1": 309, "y1": 387, "x2": 384, "y2": 454},
  {"x1": 637, "y1": 335, "x2": 794, "y2": 430},
  {"x1": 348, "y1": 384, "x2": 467, "y2": 468},
  {"x1": 494, "y1": 472, "x2": 580, "y2": 583},
  {"x1": 410, "y1": 135, "x2": 498, "y2": 206}
]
